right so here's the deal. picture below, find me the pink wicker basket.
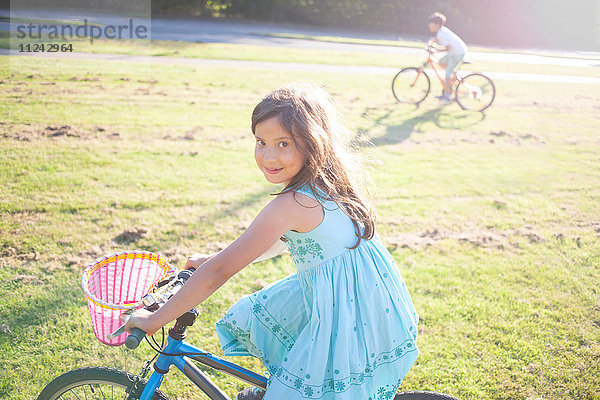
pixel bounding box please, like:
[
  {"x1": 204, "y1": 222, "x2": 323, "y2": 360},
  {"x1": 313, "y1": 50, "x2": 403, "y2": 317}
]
[{"x1": 81, "y1": 251, "x2": 176, "y2": 346}]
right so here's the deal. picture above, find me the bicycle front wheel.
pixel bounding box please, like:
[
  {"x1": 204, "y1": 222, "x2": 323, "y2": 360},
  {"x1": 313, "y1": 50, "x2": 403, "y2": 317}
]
[
  {"x1": 455, "y1": 73, "x2": 496, "y2": 111},
  {"x1": 392, "y1": 67, "x2": 431, "y2": 105},
  {"x1": 37, "y1": 367, "x2": 170, "y2": 400},
  {"x1": 395, "y1": 390, "x2": 460, "y2": 400}
]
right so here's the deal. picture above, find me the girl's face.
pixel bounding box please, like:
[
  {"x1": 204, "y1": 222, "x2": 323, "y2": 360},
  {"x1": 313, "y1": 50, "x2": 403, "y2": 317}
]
[{"x1": 254, "y1": 117, "x2": 306, "y2": 186}]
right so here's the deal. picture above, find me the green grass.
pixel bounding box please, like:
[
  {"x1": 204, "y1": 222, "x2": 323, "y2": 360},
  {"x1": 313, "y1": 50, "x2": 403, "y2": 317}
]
[
  {"x1": 1, "y1": 31, "x2": 599, "y2": 78},
  {"x1": 1, "y1": 50, "x2": 599, "y2": 400}
]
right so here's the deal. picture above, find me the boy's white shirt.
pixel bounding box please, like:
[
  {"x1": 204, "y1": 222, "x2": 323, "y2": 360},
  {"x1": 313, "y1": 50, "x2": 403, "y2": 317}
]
[
  {"x1": 251, "y1": 238, "x2": 288, "y2": 263},
  {"x1": 436, "y1": 26, "x2": 468, "y2": 56}
]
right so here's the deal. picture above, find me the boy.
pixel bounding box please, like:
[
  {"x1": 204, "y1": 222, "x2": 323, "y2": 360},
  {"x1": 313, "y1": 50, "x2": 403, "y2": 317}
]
[{"x1": 428, "y1": 12, "x2": 468, "y2": 103}]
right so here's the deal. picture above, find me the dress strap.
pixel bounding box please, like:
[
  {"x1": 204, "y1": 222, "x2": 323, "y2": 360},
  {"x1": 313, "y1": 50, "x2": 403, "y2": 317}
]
[
  {"x1": 293, "y1": 184, "x2": 342, "y2": 215},
  {"x1": 293, "y1": 184, "x2": 324, "y2": 203}
]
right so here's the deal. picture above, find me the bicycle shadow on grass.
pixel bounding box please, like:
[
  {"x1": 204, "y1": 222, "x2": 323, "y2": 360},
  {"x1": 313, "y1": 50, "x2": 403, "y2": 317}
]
[{"x1": 360, "y1": 103, "x2": 487, "y2": 146}]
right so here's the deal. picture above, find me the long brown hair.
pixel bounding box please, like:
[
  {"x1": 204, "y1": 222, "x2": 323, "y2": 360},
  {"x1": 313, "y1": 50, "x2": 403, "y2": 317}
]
[{"x1": 251, "y1": 81, "x2": 375, "y2": 248}]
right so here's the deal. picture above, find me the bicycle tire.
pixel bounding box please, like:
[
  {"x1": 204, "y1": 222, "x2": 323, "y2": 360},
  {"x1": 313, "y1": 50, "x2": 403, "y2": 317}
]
[
  {"x1": 392, "y1": 67, "x2": 431, "y2": 105},
  {"x1": 36, "y1": 366, "x2": 170, "y2": 400},
  {"x1": 395, "y1": 390, "x2": 460, "y2": 400},
  {"x1": 455, "y1": 73, "x2": 496, "y2": 112}
]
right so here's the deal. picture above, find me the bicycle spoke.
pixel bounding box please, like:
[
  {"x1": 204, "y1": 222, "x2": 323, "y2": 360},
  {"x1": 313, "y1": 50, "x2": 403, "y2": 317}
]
[
  {"x1": 97, "y1": 385, "x2": 108, "y2": 400},
  {"x1": 68, "y1": 387, "x2": 83, "y2": 400},
  {"x1": 51, "y1": 382, "x2": 130, "y2": 400}
]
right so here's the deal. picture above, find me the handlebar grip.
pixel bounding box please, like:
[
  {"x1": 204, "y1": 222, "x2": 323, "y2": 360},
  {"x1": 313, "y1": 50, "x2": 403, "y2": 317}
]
[{"x1": 124, "y1": 328, "x2": 146, "y2": 350}]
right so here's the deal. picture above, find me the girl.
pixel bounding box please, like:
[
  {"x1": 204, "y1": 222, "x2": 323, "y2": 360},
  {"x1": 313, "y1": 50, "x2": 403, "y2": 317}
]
[{"x1": 125, "y1": 82, "x2": 419, "y2": 400}]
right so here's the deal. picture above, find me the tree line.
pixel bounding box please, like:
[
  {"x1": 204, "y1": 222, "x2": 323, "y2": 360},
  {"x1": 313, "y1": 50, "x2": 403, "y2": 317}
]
[
  {"x1": 151, "y1": 0, "x2": 599, "y2": 50},
  {"x1": 6, "y1": 0, "x2": 598, "y2": 49}
]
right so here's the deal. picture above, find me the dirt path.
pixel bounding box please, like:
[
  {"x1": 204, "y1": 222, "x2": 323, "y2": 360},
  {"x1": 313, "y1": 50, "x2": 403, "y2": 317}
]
[{"x1": 3, "y1": 49, "x2": 600, "y2": 85}]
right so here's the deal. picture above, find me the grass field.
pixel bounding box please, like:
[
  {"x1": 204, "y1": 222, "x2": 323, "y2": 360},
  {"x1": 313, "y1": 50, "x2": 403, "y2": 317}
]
[{"x1": 1, "y1": 40, "x2": 599, "y2": 400}]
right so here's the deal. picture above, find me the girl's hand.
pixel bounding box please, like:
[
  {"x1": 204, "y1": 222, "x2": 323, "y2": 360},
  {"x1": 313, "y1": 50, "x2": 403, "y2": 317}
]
[
  {"x1": 124, "y1": 308, "x2": 161, "y2": 336},
  {"x1": 185, "y1": 253, "x2": 212, "y2": 270}
]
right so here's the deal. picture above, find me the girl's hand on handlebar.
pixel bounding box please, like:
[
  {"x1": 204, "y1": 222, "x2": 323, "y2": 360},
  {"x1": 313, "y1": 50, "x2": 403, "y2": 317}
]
[
  {"x1": 124, "y1": 308, "x2": 160, "y2": 336},
  {"x1": 185, "y1": 253, "x2": 212, "y2": 270}
]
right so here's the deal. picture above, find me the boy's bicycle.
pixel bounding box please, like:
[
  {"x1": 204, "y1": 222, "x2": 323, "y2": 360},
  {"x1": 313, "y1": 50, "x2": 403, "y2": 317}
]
[
  {"x1": 392, "y1": 45, "x2": 496, "y2": 112},
  {"x1": 37, "y1": 251, "x2": 460, "y2": 400}
]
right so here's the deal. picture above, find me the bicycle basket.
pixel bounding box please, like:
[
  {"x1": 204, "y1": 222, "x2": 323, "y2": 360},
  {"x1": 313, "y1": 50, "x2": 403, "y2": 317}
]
[{"x1": 81, "y1": 251, "x2": 176, "y2": 346}]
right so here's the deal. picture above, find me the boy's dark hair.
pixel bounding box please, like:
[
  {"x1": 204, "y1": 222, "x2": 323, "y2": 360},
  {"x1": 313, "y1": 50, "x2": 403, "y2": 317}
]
[{"x1": 428, "y1": 12, "x2": 446, "y2": 26}]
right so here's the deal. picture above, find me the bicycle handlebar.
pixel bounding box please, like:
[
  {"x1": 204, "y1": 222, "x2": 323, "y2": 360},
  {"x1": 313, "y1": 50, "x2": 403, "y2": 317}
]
[
  {"x1": 125, "y1": 328, "x2": 146, "y2": 349},
  {"x1": 124, "y1": 268, "x2": 196, "y2": 350},
  {"x1": 425, "y1": 44, "x2": 437, "y2": 54}
]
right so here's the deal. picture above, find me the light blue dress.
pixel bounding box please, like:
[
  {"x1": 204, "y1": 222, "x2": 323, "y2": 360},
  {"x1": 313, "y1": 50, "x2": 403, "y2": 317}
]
[{"x1": 215, "y1": 185, "x2": 419, "y2": 400}]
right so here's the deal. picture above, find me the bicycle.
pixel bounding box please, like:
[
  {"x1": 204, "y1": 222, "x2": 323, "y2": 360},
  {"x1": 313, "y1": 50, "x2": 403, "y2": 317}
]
[
  {"x1": 37, "y1": 259, "x2": 460, "y2": 400},
  {"x1": 392, "y1": 44, "x2": 496, "y2": 112}
]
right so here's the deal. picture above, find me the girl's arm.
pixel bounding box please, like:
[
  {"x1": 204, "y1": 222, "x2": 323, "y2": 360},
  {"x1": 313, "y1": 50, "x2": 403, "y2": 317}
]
[{"x1": 124, "y1": 192, "x2": 317, "y2": 335}]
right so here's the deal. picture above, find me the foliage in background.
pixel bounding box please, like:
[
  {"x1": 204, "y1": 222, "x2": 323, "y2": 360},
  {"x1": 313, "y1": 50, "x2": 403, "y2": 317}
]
[
  {"x1": 8, "y1": 0, "x2": 149, "y2": 15},
  {"x1": 6, "y1": 0, "x2": 600, "y2": 49},
  {"x1": 150, "y1": 0, "x2": 600, "y2": 50}
]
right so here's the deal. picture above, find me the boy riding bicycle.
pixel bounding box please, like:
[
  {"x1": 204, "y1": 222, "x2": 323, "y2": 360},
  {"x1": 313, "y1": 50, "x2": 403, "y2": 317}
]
[{"x1": 427, "y1": 12, "x2": 469, "y2": 104}]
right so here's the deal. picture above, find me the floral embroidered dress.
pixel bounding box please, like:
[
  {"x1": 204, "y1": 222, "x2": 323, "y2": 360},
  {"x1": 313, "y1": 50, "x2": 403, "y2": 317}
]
[{"x1": 215, "y1": 185, "x2": 419, "y2": 400}]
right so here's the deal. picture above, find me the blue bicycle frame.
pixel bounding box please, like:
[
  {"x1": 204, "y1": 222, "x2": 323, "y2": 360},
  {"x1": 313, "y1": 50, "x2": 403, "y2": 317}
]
[{"x1": 140, "y1": 335, "x2": 268, "y2": 400}]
